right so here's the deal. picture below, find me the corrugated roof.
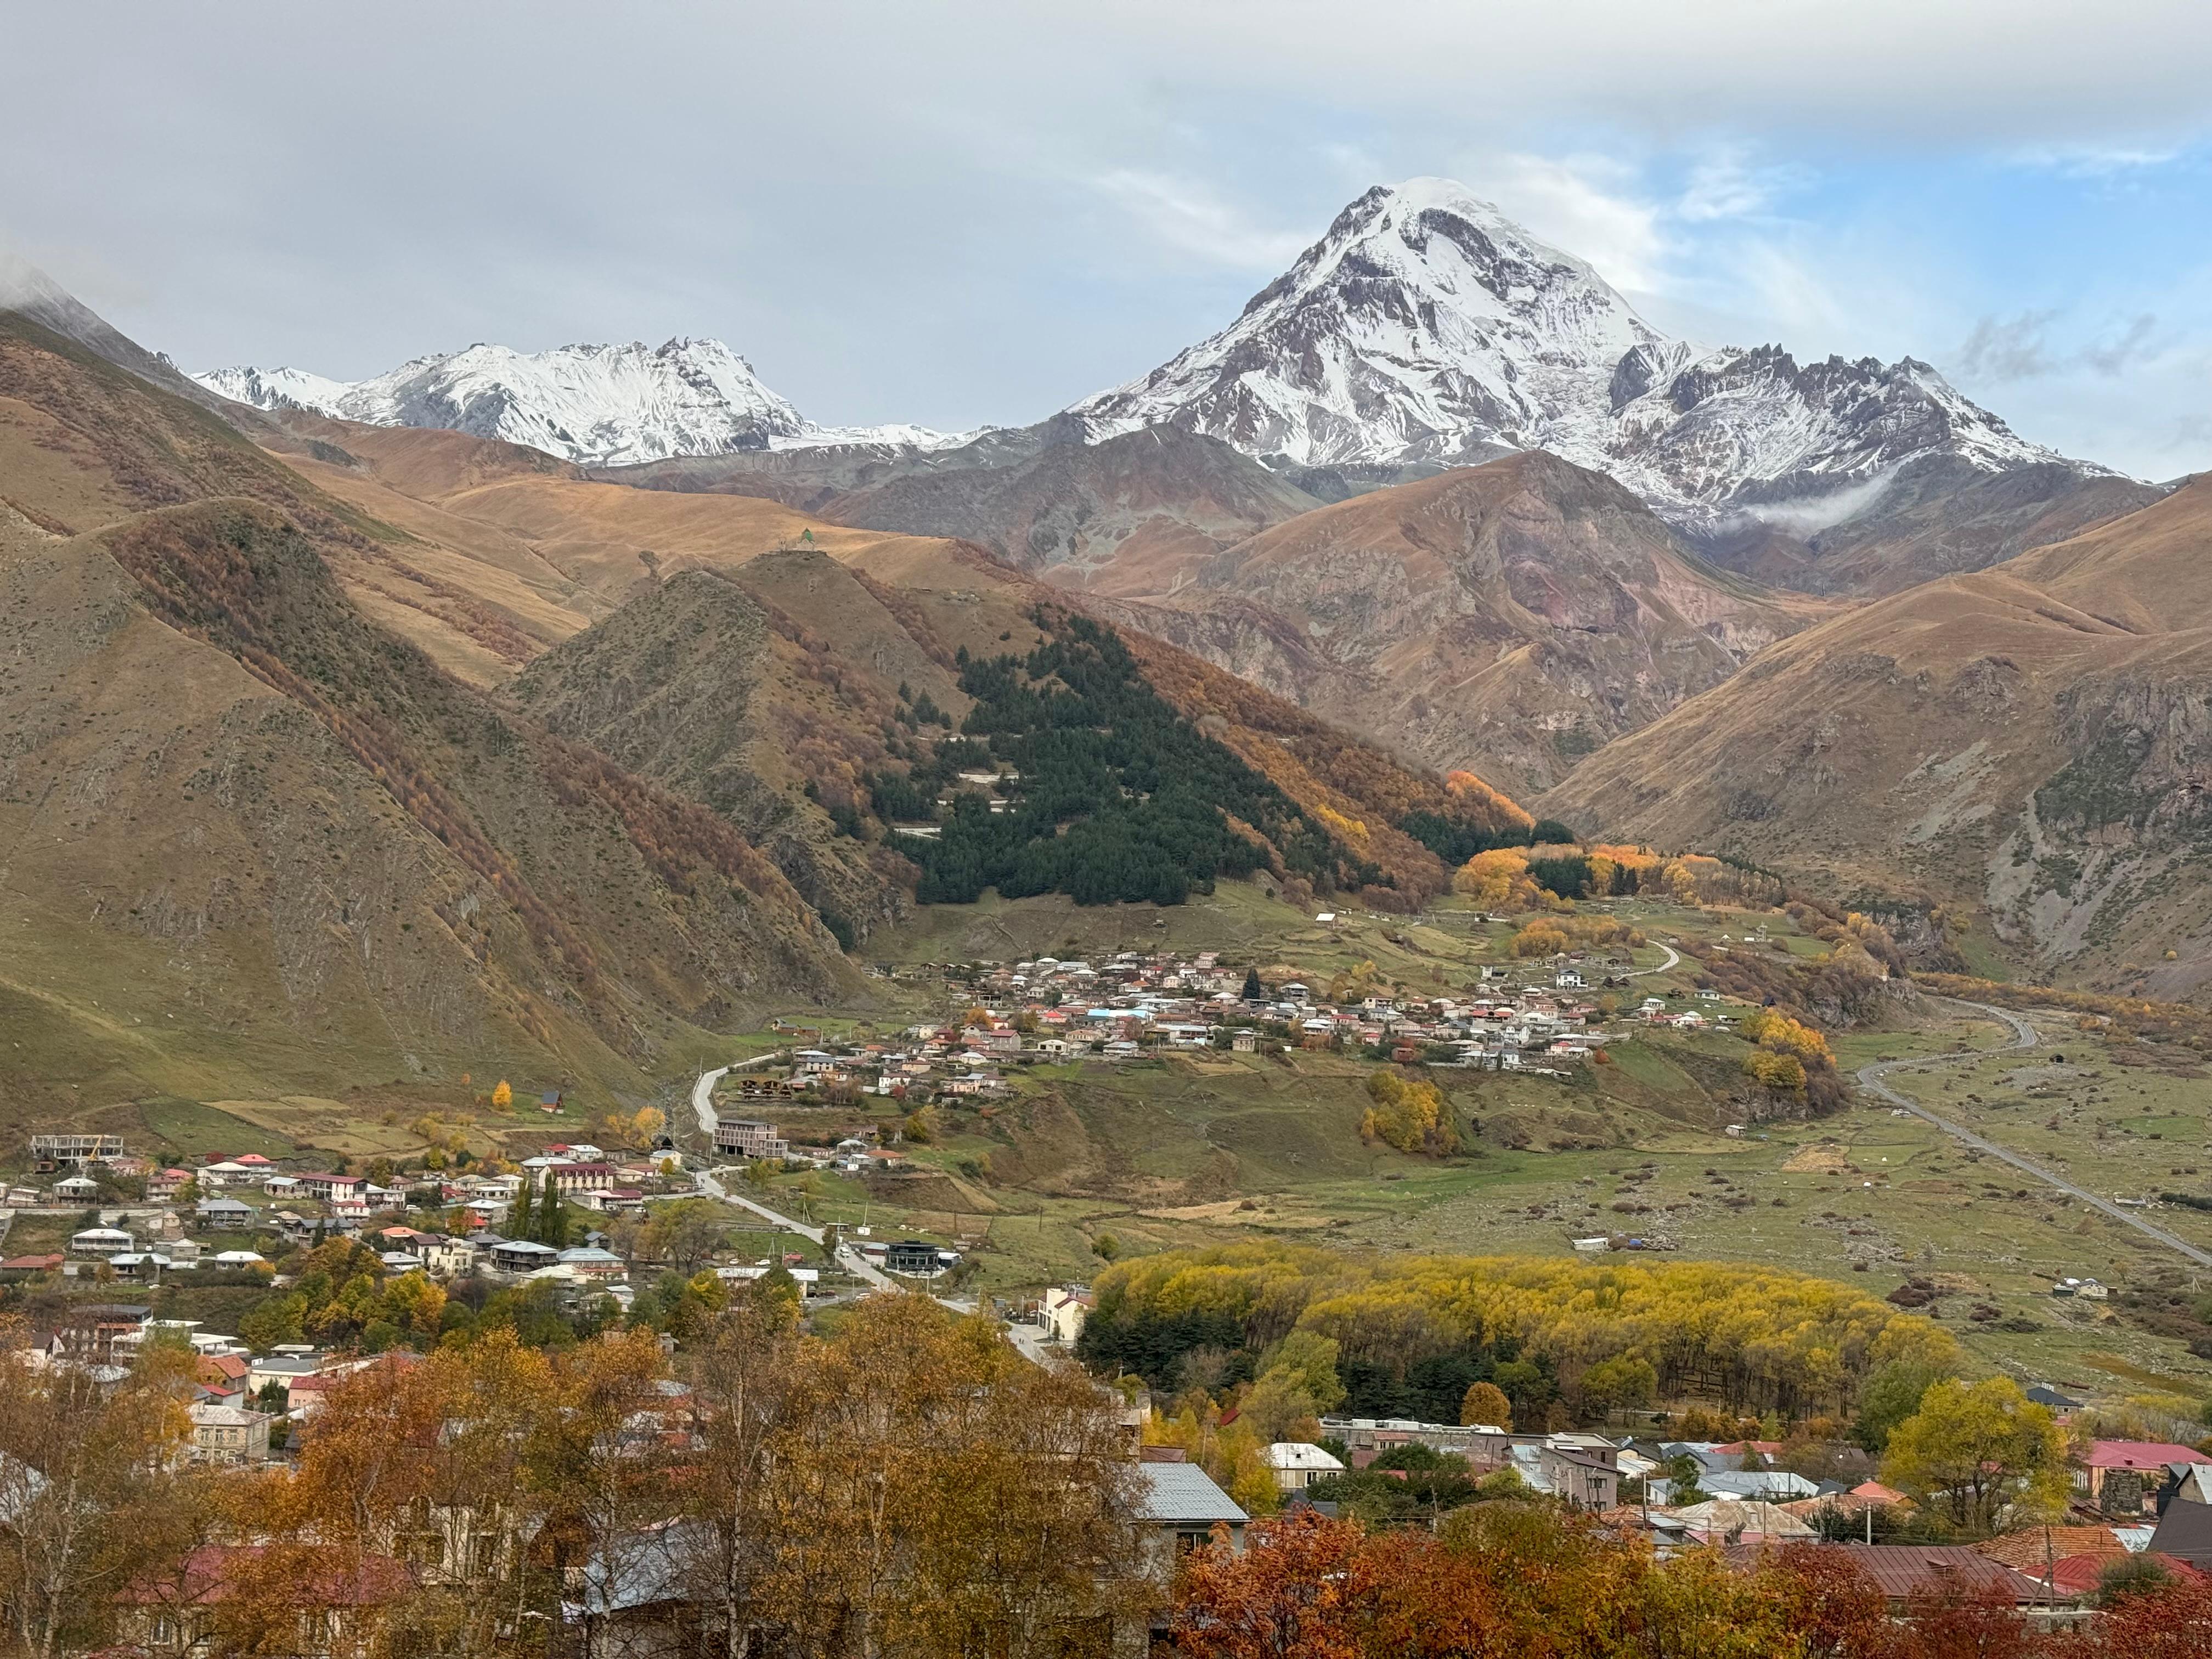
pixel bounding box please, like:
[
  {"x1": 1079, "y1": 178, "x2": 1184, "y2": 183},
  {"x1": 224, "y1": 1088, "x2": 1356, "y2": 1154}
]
[
  {"x1": 1829, "y1": 1544, "x2": 2028, "y2": 1601},
  {"x1": 2086, "y1": 1440, "x2": 2204, "y2": 1469},
  {"x1": 1976, "y1": 1526, "x2": 2129, "y2": 1571},
  {"x1": 1133, "y1": 1462, "x2": 1248, "y2": 1525}
]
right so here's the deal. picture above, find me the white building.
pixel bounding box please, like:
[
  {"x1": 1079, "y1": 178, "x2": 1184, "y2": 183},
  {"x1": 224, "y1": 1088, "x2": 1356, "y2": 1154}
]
[
  {"x1": 1041, "y1": 1286, "x2": 1092, "y2": 1345},
  {"x1": 1262, "y1": 1441, "x2": 1346, "y2": 1491}
]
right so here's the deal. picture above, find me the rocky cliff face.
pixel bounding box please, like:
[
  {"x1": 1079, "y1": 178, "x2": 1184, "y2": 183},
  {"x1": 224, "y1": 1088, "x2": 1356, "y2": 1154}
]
[{"x1": 823, "y1": 425, "x2": 1323, "y2": 597}]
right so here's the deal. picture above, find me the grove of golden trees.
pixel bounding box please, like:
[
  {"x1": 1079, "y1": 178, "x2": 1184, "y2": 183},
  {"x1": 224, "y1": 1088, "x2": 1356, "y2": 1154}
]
[{"x1": 1077, "y1": 1243, "x2": 1958, "y2": 1425}]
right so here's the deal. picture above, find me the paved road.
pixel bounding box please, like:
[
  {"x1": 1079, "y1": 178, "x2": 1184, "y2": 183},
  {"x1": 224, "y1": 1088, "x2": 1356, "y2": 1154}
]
[
  {"x1": 1630, "y1": 941, "x2": 1681, "y2": 978},
  {"x1": 687, "y1": 1052, "x2": 782, "y2": 1143},
  {"x1": 694, "y1": 1165, "x2": 900, "y2": 1293},
  {"x1": 1856, "y1": 998, "x2": 2212, "y2": 1269},
  {"x1": 686, "y1": 1062, "x2": 1049, "y2": 1350}
]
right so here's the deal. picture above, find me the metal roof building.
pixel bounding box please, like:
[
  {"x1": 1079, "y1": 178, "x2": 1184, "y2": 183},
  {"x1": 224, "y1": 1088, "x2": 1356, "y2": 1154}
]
[{"x1": 1132, "y1": 1462, "x2": 1248, "y2": 1527}]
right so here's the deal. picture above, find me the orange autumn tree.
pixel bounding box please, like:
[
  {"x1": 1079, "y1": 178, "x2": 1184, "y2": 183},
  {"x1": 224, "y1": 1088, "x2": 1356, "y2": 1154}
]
[
  {"x1": 1171, "y1": 1510, "x2": 1377, "y2": 1659},
  {"x1": 1444, "y1": 770, "x2": 1533, "y2": 835},
  {"x1": 1172, "y1": 1508, "x2": 1815, "y2": 1659}
]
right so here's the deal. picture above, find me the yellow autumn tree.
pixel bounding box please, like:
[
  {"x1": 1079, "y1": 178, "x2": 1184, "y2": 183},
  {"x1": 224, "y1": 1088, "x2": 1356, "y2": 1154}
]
[
  {"x1": 1511, "y1": 920, "x2": 1571, "y2": 958},
  {"x1": 1360, "y1": 1070, "x2": 1460, "y2": 1156},
  {"x1": 1740, "y1": 1009, "x2": 1831, "y2": 1065},
  {"x1": 1462, "y1": 1380, "x2": 1513, "y2": 1430},
  {"x1": 1742, "y1": 1050, "x2": 1808, "y2": 1090},
  {"x1": 490, "y1": 1079, "x2": 513, "y2": 1110},
  {"x1": 1584, "y1": 850, "x2": 1619, "y2": 896},
  {"x1": 1453, "y1": 847, "x2": 1545, "y2": 912},
  {"x1": 1146, "y1": 1396, "x2": 1279, "y2": 1517},
  {"x1": 1312, "y1": 803, "x2": 1370, "y2": 850}
]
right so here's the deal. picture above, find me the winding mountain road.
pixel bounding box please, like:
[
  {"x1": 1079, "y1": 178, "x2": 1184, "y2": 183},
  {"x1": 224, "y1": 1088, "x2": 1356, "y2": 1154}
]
[
  {"x1": 1631, "y1": 941, "x2": 1681, "y2": 977},
  {"x1": 686, "y1": 1061, "x2": 1048, "y2": 1360},
  {"x1": 1856, "y1": 999, "x2": 2212, "y2": 1269},
  {"x1": 686, "y1": 1054, "x2": 901, "y2": 1290}
]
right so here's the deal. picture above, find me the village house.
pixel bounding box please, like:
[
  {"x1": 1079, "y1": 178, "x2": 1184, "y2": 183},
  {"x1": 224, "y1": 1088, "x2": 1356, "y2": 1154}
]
[
  {"x1": 1132, "y1": 1458, "x2": 1248, "y2": 1567},
  {"x1": 556, "y1": 1245, "x2": 628, "y2": 1281},
  {"x1": 118, "y1": 1544, "x2": 415, "y2": 1658},
  {"x1": 1263, "y1": 1441, "x2": 1346, "y2": 1492},
  {"x1": 188, "y1": 1402, "x2": 273, "y2": 1465},
  {"x1": 247, "y1": 1350, "x2": 331, "y2": 1394},
  {"x1": 296, "y1": 1172, "x2": 367, "y2": 1203},
  {"x1": 2078, "y1": 1440, "x2": 2210, "y2": 1513},
  {"x1": 489, "y1": 1238, "x2": 561, "y2": 1277},
  {"x1": 1041, "y1": 1285, "x2": 1092, "y2": 1345},
  {"x1": 70, "y1": 1225, "x2": 135, "y2": 1256},
  {"x1": 146, "y1": 1168, "x2": 193, "y2": 1201},
  {"x1": 196, "y1": 1196, "x2": 256, "y2": 1230},
  {"x1": 1534, "y1": 1435, "x2": 1623, "y2": 1510},
  {"x1": 48, "y1": 1304, "x2": 152, "y2": 1364}
]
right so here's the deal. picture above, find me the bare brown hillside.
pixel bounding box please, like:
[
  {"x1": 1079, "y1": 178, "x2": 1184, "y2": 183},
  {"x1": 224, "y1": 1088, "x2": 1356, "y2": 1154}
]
[
  {"x1": 1121, "y1": 452, "x2": 1829, "y2": 795},
  {"x1": 0, "y1": 312, "x2": 856, "y2": 1124},
  {"x1": 1543, "y1": 478, "x2": 2212, "y2": 996},
  {"x1": 244, "y1": 402, "x2": 1532, "y2": 906}
]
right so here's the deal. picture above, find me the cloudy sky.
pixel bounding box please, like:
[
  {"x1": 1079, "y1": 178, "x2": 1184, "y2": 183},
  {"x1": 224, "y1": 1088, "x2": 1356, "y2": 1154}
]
[{"x1": 7, "y1": 1, "x2": 2212, "y2": 477}]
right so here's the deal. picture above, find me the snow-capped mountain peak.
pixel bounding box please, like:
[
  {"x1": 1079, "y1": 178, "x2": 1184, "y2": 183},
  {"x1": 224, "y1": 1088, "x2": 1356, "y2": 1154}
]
[
  {"x1": 1075, "y1": 176, "x2": 1667, "y2": 470},
  {"x1": 193, "y1": 336, "x2": 970, "y2": 466},
  {"x1": 193, "y1": 364, "x2": 357, "y2": 418},
  {"x1": 1071, "y1": 176, "x2": 2094, "y2": 532}
]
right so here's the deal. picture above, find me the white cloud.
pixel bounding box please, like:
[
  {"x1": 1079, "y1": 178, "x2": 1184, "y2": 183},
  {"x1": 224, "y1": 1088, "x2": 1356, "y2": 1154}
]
[
  {"x1": 1957, "y1": 310, "x2": 2062, "y2": 380},
  {"x1": 1677, "y1": 148, "x2": 1809, "y2": 223},
  {"x1": 2009, "y1": 143, "x2": 2185, "y2": 177},
  {"x1": 1088, "y1": 171, "x2": 1311, "y2": 272},
  {"x1": 1458, "y1": 151, "x2": 1669, "y2": 292}
]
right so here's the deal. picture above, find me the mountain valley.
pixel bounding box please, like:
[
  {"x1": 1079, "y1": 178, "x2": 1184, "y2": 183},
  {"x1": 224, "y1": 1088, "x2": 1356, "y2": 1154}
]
[{"x1": 10, "y1": 167, "x2": 2212, "y2": 1241}]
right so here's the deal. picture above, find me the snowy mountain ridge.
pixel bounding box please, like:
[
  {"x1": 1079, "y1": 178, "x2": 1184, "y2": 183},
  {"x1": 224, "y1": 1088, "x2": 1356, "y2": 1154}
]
[
  {"x1": 193, "y1": 178, "x2": 2118, "y2": 535},
  {"x1": 1068, "y1": 177, "x2": 2103, "y2": 533},
  {"x1": 194, "y1": 336, "x2": 969, "y2": 467}
]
